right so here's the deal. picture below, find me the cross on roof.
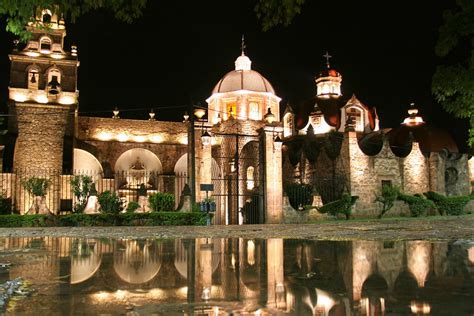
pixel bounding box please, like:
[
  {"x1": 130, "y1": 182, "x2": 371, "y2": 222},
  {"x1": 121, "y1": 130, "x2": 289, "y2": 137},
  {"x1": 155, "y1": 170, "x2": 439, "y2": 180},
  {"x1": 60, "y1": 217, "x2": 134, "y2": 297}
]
[
  {"x1": 323, "y1": 51, "x2": 332, "y2": 67},
  {"x1": 241, "y1": 34, "x2": 246, "y2": 55}
]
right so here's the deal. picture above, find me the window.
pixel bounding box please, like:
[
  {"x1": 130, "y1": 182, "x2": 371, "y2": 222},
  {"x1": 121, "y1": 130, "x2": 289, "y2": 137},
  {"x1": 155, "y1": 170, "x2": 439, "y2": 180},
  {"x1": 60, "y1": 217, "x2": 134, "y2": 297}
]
[
  {"x1": 381, "y1": 180, "x2": 392, "y2": 188},
  {"x1": 248, "y1": 102, "x2": 259, "y2": 120},
  {"x1": 40, "y1": 37, "x2": 52, "y2": 53},
  {"x1": 226, "y1": 102, "x2": 236, "y2": 119},
  {"x1": 284, "y1": 114, "x2": 293, "y2": 137},
  {"x1": 246, "y1": 166, "x2": 255, "y2": 190},
  {"x1": 41, "y1": 9, "x2": 52, "y2": 24},
  {"x1": 27, "y1": 67, "x2": 39, "y2": 90},
  {"x1": 47, "y1": 67, "x2": 61, "y2": 84},
  {"x1": 346, "y1": 107, "x2": 364, "y2": 132}
]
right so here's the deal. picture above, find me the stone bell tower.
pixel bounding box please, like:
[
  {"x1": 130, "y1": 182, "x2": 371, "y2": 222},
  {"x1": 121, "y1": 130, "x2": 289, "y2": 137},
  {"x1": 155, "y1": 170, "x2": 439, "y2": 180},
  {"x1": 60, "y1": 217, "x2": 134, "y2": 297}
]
[{"x1": 8, "y1": 9, "x2": 79, "y2": 213}]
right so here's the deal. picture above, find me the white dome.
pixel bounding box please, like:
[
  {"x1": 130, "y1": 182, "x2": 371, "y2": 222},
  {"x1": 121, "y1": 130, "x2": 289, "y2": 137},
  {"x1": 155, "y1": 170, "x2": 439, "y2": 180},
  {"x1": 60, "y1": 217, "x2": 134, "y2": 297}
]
[{"x1": 211, "y1": 53, "x2": 276, "y2": 95}]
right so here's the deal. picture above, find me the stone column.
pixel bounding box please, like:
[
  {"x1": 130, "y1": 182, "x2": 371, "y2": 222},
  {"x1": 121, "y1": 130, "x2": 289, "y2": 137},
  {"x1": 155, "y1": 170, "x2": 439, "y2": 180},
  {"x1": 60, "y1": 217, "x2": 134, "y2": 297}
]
[
  {"x1": 13, "y1": 103, "x2": 72, "y2": 214},
  {"x1": 428, "y1": 153, "x2": 445, "y2": 194},
  {"x1": 403, "y1": 142, "x2": 429, "y2": 195},
  {"x1": 197, "y1": 132, "x2": 212, "y2": 203},
  {"x1": 262, "y1": 126, "x2": 283, "y2": 224}
]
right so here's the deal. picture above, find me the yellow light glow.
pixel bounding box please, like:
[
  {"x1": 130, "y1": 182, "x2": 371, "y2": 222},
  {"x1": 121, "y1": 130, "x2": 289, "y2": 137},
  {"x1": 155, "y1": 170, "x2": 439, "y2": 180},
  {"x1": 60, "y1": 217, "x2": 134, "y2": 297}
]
[
  {"x1": 11, "y1": 92, "x2": 27, "y2": 102},
  {"x1": 40, "y1": 49, "x2": 51, "y2": 54},
  {"x1": 59, "y1": 95, "x2": 76, "y2": 105},
  {"x1": 36, "y1": 95, "x2": 48, "y2": 104},
  {"x1": 50, "y1": 53, "x2": 65, "y2": 59},
  {"x1": 91, "y1": 291, "x2": 110, "y2": 302},
  {"x1": 133, "y1": 135, "x2": 146, "y2": 143},
  {"x1": 117, "y1": 133, "x2": 129, "y2": 142},
  {"x1": 25, "y1": 51, "x2": 40, "y2": 57},
  {"x1": 97, "y1": 131, "x2": 113, "y2": 141},
  {"x1": 410, "y1": 301, "x2": 431, "y2": 314},
  {"x1": 149, "y1": 135, "x2": 163, "y2": 143},
  {"x1": 179, "y1": 136, "x2": 188, "y2": 145},
  {"x1": 114, "y1": 290, "x2": 128, "y2": 300}
]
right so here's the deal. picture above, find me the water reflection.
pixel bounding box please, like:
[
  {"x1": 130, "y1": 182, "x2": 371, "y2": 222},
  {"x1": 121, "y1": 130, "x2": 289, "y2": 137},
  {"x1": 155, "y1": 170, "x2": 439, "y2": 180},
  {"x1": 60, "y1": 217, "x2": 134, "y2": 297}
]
[{"x1": 0, "y1": 238, "x2": 473, "y2": 315}]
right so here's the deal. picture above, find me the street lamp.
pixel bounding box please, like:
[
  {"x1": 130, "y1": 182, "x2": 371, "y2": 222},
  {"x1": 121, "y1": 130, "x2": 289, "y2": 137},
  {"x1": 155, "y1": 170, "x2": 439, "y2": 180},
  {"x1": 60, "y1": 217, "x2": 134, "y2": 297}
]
[
  {"x1": 201, "y1": 130, "x2": 211, "y2": 146},
  {"x1": 264, "y1": 107, "x2": 276, "y2": 124}
]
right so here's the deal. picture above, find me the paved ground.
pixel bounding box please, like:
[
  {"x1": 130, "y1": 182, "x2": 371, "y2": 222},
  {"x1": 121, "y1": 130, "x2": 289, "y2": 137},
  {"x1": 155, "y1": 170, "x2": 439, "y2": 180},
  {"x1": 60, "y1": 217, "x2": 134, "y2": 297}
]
[{"x1": 0, "y1": 215, "x2": 473, "y2": 241}]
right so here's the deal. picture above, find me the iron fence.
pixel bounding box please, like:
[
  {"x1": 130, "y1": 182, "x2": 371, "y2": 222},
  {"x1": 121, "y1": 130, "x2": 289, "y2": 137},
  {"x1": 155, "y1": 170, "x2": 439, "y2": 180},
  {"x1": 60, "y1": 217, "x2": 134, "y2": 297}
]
[{"x1": 0, "y1": 168, "x2": 187, "y2": 214}]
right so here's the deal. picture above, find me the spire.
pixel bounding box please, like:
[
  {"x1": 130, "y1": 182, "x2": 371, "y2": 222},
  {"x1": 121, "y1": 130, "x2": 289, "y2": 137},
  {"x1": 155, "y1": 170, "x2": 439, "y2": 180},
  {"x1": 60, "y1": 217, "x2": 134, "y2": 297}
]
[{"x1": 235, "y1": 35, "x2": 251, "y2": 71}]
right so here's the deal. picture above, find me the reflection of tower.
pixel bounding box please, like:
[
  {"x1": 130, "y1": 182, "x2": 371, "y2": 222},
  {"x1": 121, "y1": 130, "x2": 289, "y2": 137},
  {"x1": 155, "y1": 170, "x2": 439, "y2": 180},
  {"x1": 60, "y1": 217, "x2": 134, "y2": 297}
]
[{"x1": 8, "y1": 9, "x2": 79, "y2": 213}]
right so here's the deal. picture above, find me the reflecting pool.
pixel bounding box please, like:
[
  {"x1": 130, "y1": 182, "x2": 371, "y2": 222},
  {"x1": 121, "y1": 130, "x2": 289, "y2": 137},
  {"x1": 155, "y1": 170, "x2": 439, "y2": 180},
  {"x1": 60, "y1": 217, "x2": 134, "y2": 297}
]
[{"x1": 0, "y1": 238, "x2": 473, "y2": 315}]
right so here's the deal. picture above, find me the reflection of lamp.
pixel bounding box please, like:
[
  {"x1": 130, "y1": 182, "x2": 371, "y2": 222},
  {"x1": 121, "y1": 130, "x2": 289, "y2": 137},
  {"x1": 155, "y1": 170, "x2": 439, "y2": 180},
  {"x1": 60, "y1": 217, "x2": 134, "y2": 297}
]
[
  {"x1": 201, "y1": 287, "x2": 211, "y2": 300},
  {"x1": 264, "y1": 107, "x2": 276, "y2": 124},
  {"x1": 201, "y1": 130, "x2": 211, "y2": 146}
]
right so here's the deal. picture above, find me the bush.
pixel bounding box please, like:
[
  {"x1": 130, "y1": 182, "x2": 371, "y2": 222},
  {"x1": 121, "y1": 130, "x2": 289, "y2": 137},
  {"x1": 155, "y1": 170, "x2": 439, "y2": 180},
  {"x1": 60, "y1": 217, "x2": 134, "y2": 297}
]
[
  {"x1": 374, "y1": 185, "x2": 399, "y2": 218},
  {"x1": 148, "y1": 192, "x2": 175, "y2": 212},
  {"x1": 397, "y1": 193, "x2": 435, "y2": 217},
  {"x1": 0, "y1": 213, "x2": 208, "y2": 227},
  {"x1": 126, "y1": 201, "x2": 140, "y2": 213},
  {"x1": 71, "y1": 175, "x2": 94, "y2": 213},
  {"x1": 317, "y1": 194, "x2": 359, "y2": 220},
  {"x1": 285, "y1": 183, "x2": 313, "y2": 210},
  {"x1": 98, "y1": 191, "x2": 123, "y2": 214},
  {"x1": 21, "y1": 177, "x2": 51, "y2": 196},
  {"x1": 0, "y1": 195, "x2": 12, "y2": 215},
  {"x1": 424, "y1": 191, "x2": 472, "y2": 215},
  {"x1": 0, "y1": 214, "x2": 50, "y2": 227}
]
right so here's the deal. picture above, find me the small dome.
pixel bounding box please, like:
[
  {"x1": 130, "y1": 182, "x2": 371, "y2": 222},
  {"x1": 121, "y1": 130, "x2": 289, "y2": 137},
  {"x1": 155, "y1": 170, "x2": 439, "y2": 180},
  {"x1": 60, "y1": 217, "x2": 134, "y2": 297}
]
[
  {"x1": 212, "y1": 53, "x2": 275, "y2": 94},
  {"x1": 318, "y1": 68, "x2": 341, "y2": 78}
]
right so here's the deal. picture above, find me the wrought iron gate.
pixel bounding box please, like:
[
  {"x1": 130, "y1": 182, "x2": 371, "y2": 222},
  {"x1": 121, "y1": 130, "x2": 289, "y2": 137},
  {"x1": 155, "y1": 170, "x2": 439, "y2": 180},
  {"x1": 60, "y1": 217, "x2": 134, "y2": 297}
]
[{"x1": 211, "y1": 133, "x2": 265, "y2": 225}]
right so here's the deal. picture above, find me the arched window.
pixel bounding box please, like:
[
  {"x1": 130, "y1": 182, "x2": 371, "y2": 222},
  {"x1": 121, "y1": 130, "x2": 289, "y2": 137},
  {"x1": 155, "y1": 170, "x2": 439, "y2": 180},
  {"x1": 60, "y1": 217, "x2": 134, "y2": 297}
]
[
  {"x1": 41, "y1": 9, "x2": 52, "y2": 24},
  {"x1": 226, "y1": 102, "x2": 236, "y2": 119},
  {"x1": 248, "y1": 102, "x2": 259, "y2": 120},
  {"x1": 246, "y1": 166, "x2": 255, "y2": 190},
  {"x1": 284, "y1": 113, "x2": 293, "y2": 137},
  {"x1": 47, "y1": 67, "x2": 61, "y2": 84},
  {"x1": 346, "y1": 107, "x2": 364, "y2": 132},
  {"x1": 39, "y1": 37, "x2": 52, "y2": 53},
  {"x1": 27, "y1": 66, "x2": 40, "y2": 90}
]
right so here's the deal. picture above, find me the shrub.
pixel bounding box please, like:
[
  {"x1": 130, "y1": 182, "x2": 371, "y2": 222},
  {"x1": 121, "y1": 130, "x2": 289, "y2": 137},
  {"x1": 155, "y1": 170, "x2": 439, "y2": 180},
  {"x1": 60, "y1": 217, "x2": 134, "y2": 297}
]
[
  {"x1": 98, "y1": 191, "x2": 123, "y2": 214},
  {"x1": 126, "y1": 201, "x2": 140, "y2": 213},
  {"x1": 424, "y1": 191, "x2": 472, "y2": 216},
  {"x1": 397, "y1": 193, "x2": 435, "y2": 217},
  {"x1": 374, "y1": 185, "x2": 399, "y2": 218},
  {"x1": 285, "y1": 183, "x2": 313, "y2": 210},
  {"x1": 148, "y1": 192, "x2": 175, "y2": 212},
  {"x1": 21, "y1": 177, "x2": 51, "y2": 196},
  {"x1": 71, "y1": 175, "x2": 94, "y2": 213},
  {"x1": 0, "y1": 194, "x2": 12, "y2": 215},
  {"x1": 0, "y1": 214, "x2": 50, "y2": 227},
  {"x1": 317, "y1": 194, "x2": 359, "y2": 220}
]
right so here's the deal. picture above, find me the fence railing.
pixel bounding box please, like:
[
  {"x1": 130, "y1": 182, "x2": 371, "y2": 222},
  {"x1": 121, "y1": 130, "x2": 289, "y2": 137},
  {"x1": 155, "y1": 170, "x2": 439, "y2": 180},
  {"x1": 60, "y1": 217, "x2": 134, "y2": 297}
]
[{"x1": 0, "y1": 169, "x2": 187, "y2": 214}]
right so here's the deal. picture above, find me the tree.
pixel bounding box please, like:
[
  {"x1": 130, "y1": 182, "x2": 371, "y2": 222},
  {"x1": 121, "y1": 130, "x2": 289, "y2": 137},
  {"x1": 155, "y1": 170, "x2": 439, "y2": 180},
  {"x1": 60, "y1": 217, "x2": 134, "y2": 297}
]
[
  {"x1": 432, "y1": 0, "x2": 474, "y2": 146},
  {"x1": 0, "y1": 0, "x2": 146, "y2": 41},
  {"x1": 374, "y1": 185, "x2": 399, "y2": 218},
  {"x1": 255, "y1": 0, "x2": 306, "y2": 31}
]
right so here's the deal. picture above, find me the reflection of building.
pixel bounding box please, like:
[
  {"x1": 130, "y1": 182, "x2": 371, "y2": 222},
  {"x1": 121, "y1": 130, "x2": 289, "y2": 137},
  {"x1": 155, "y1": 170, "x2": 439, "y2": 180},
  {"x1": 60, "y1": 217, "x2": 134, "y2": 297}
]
[{"x1": 1, "y1": 237, "x2": 473, "y2": 315}]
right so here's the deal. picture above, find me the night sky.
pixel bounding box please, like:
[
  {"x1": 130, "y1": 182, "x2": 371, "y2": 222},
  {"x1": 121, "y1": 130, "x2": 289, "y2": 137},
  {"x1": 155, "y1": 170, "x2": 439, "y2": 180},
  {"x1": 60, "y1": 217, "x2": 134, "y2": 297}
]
[{"x1": 0, "y1": 0, "x2": 469, "y2": 150}]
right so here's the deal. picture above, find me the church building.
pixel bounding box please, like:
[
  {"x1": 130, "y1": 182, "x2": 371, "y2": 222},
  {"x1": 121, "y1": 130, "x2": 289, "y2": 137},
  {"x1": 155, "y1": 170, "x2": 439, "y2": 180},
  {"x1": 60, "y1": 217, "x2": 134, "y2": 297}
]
[{"x1": 0, "y1": 11, "x2": 472, "y2": 223}]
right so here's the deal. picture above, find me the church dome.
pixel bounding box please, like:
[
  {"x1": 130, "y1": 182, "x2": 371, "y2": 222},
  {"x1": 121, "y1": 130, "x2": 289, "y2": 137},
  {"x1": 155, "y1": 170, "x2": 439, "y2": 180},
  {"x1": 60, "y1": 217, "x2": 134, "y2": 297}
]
[{"x1": 212, "y1": 53, "x2": 276, "y2": 94}]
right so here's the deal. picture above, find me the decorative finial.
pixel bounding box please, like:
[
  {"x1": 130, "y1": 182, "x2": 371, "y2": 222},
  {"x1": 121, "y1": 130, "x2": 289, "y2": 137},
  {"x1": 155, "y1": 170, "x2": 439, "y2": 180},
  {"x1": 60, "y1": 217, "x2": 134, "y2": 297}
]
[
  {"x1": 241, "y1": 34, "x2": 246, "y2": 56},
  {"x1": 113, "y1": 107, "x2": 120, "y2": 119},
  {"x1": 149, "y1": 108, "x2": 156, "y2": 121},
  {"x1": 323, "y1": 51, "x2": 332, "y2": 68}
]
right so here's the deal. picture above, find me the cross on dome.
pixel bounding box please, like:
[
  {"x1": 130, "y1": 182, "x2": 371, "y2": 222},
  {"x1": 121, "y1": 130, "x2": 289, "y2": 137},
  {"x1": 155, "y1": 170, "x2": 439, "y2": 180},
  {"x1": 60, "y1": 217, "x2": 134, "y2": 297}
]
[
  {"x1": 323, "y1": 51, "x2": 332, "y2": 68},
  {"x1": 235, "y1": 35, "x2": 251, "y2": 71}
]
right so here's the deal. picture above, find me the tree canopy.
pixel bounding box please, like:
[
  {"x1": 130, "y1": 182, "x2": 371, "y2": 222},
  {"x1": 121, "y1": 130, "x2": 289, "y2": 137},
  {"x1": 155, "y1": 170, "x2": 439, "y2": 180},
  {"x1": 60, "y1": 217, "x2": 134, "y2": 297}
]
[
  {"x1": 0, "y1": 0, "x2": 146, "y2": 41},
  {"x1": 0, "y1": 0, "x2": 305, "y2": 41},
  {"x1": 432, "y1": 0, "x2": 474, "y2": 146}
]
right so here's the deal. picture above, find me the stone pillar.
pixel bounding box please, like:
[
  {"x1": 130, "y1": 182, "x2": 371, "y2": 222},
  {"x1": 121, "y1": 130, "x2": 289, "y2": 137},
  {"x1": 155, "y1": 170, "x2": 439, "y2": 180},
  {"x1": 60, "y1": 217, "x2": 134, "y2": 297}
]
[
  {"x1": 196, "y1": 239, "x2": 213, "y2": 301},
  {"x1": 262, "y1": 126, "x2": 283, "y2": 224},
  {"x1": 197, "y1": 134, "x2": 212, "y2": 203},
  {"x1": 428, "y1": 153, "x2": 445, "y2": 194},
  {"x1": 13, "y1": 103, "x2": 72, "y2": 214},
  {"x1": 403, "y1": 142, "x2": 429, "y2": 195}
]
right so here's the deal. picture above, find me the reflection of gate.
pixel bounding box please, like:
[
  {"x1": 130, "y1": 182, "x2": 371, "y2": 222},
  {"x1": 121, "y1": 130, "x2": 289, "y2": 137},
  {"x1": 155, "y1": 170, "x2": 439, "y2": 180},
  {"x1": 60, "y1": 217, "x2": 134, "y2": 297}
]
[{"x1": 211, "y1": 133, "x2": 264, "y2": 225}]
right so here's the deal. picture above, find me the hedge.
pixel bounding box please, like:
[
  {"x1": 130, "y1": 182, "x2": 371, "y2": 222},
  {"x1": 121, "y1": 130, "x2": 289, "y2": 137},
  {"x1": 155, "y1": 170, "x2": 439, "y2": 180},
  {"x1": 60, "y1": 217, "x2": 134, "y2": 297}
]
[
  {"x1": 397, "y1": 193, "x2": 435, "y2": 217},
  {"x1": 423, "y1": 191, "x2": 472, "y2": 216},
  {"x1": 0, "y1": 212, "x2": 208, "y2": 227}
]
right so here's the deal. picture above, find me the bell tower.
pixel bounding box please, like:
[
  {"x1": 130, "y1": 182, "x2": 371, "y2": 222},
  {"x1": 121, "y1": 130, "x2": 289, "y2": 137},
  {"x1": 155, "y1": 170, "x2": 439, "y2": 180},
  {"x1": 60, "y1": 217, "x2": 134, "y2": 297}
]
[
  {"x1": 315, "y1": 52, "x2": 342, "y2": 99},
  {"x1": 8, "y1": 8, "x2": 79, "y2": 213}
]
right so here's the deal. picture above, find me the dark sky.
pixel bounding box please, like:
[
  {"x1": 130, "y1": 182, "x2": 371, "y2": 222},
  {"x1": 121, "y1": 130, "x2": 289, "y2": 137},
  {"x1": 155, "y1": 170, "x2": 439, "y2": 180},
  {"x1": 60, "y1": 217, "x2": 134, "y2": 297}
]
[{"x1": 0, "y1": 0, "x2": 469, "y2": 150}]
